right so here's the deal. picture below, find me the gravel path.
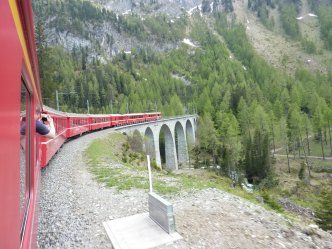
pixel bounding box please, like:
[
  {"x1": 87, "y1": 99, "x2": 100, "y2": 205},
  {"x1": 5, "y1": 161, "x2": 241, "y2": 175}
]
[{"x1": 38, "y1": 128, "x2": 332, "y2": 249}]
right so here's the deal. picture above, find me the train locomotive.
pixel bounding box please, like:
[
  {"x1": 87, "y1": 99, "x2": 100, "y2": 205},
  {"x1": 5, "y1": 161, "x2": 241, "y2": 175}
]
[{"x1": 0, "y1": 1, "x2": 161, "y2": 248}]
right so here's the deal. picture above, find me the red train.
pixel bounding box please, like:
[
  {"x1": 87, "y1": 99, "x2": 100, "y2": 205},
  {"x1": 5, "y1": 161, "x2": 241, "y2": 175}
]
[
  {"x1": 40, "y1": 107, "x2": 161, "y2": 168},
  {"x1": 0, "y1": 1, "x2": 160, "y2": 248}
]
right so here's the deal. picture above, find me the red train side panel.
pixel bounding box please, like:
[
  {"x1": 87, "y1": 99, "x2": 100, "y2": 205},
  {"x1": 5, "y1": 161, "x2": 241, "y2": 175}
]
[
  {"x1": 67, "y1": 116, "x2": 90, "y2": 137},
  {"x1": 1, "y1": 0, "x2": 42, "y2": 248},
  {"x1": 89, "y1": 115, "x2": 110, "y2": 131}
]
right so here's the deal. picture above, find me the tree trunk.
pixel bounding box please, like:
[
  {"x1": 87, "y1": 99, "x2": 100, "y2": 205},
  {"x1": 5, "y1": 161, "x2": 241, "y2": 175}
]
[
  {"x1": 272, "y1": 123, "x2": 275, "y2": 154},
  {"x1": 301, "y1": 139, "x2": 311, "y2": 177},
  {"x1": 293, "y1": 141, "x2": 296, "y2": 160},
  {"x1": 320, "y1": 130, "x2": 325, "y2": 160},
  {"x1": 286, "y1": 143, "x2": 290, "y2": 173},
  {"x1": 305, "y1": 124, "x2": 310, "y2": 156},
  {"x1": 328, "y1": 119, "x2": 332, "y2": 154}
]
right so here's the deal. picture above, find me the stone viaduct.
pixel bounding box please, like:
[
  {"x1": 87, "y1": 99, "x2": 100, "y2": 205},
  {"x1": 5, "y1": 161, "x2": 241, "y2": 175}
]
[{"x1": 114, "y1": 115, "x2": 197, "y2": 170}]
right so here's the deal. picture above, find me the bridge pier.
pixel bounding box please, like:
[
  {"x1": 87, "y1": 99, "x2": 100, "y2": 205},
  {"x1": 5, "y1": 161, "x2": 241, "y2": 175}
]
[
  {"x1": 162, "y1": 124, "x2": 178, "y2": 171},
  {"x1": 175, "y1": 122, "x2": 188, "y2": 168},
  {"x1": 153, "y1": 134, "x2": 162, "y2": 167}
]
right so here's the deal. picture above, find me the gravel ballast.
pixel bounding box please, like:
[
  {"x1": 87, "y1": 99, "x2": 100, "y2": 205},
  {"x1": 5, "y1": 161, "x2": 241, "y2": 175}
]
[{"x1": 38, "y1": 128, "x2": 332, "y2": 249}]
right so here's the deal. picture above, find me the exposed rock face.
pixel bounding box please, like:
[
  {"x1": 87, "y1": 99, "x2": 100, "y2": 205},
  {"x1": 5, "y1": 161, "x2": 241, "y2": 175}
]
[
  {"x1": 36, "y1": 0, "x2": 223, "y2": 61},
  {"x1": 91, "y1": 0, "x2": 204, "y2": 16}
]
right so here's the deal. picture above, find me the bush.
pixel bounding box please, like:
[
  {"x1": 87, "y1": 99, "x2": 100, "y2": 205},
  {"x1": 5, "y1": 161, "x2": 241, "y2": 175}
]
[
  {"x1": 298, "y1": 161, "x2": 305, "y2": 180},
  {"x1": 261, "y1": 192, "x2": 283, "y2": 212},
  {"x1": 150, "y1": 159, "x2": 161, "y2": 171},
  {"x1": 127, "y1": 133, "x2": 143, "y2": 153},
  {"x1": 258, "y1": 174, "x2": 279, "y2": 190},
  {"x1": 122, "y1": 155, "x2": 128, "y2": 163},
  {"x1": 301, "y1": 38, "x2": 316, "y2": 54},
  {"x1": 122, "y1": 142, "x2": 130, "y2": 152}
]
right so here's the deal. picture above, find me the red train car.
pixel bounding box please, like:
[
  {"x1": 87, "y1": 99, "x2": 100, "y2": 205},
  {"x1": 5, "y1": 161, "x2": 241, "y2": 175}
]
[
  {"x1": 89, "y1": 114, "x2": 111, "y2": 131},
  {"x1": 126, "y1": 113, "x2": 145, "y2": 124},
  {"x1": 66, "y1": 113, "x2": 90, "y2": 137},
  {"x1": 0, "y1": 0, "x2": 43, "y2": 248},
  {"x1": 145, "y1": 112, "x2": 162, "y2": 121},
  {"x1": 40, "y1": 108, "x2": 67, "y2": 167},
  {"x1": 111, "y1": 114, "x2": 128, "y2": 126}
]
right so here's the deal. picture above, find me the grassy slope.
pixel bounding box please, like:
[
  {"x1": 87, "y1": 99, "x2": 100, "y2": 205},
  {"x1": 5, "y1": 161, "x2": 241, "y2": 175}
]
[{"x1": 85, "y1": 133, "x2": 267, "y2": 201}]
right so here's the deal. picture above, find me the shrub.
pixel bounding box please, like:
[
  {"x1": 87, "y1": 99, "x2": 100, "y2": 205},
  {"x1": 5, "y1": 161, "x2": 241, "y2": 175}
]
[
  {"x1": 258, "y1": 174, "x2": 279, "y2": 190},
  {"x1": 301, "y1": 38, "x2": 316, "y2": 54},
  {"x1": 150, "y1": 159, "x2": 160, "y2": 171},
  {"x1": 298, "y1": 161, "x2": 305, "y2": 180},
  {"x1": 261, "y1": 192, "x2": 283, "y2": 212}
]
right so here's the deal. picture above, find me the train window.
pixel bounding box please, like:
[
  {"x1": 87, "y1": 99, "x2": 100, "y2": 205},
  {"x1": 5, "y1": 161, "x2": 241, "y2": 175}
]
[{"x1": 19, "y1": 81, "x2": 31, "y2": 239}]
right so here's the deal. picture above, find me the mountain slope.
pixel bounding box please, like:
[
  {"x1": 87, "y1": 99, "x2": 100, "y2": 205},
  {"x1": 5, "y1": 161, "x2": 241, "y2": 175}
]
[
  {"x1": 34, "y1": 0, "x2": 332, "y2": 75},
  {"x1": 232, "y1": 0, "x2": 331, "y2": 74}
]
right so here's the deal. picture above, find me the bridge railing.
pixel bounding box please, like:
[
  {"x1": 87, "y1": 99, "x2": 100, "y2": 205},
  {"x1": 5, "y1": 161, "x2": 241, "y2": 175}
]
[{"x1": 114, "y1": 114, "x2": 197, "y2": 130}]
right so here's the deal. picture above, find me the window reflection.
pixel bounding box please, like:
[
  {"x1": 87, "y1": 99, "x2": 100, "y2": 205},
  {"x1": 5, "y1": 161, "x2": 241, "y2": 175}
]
[
  {"x1": 20, "y1": 88, "x2": 26, "y2": 216},
  {"x1": 19, "y1": 82, "x2": 30, "y2": 225}
]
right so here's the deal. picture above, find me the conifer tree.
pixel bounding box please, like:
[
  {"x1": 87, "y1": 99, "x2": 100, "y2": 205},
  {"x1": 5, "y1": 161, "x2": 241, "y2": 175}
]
[{"x1": 315, "y1": 182, "x2": 332, "y2": 231}]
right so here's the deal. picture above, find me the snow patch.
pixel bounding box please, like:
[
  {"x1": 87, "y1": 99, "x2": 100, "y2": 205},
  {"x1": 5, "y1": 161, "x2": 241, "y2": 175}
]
[
  {"x1": 187, "y1": 5, "x2": 202, "y2": 16},
  {"x1": 182, "y1": 38, "x2": 198, "y2": 48},
  {"x1": 171, "y1": 74, "x2": 191, "y2": 86},
  {"x1": 297, "y1": 13, "x2": 317, "y2": 20},
  {"x1": 122, "y1": 9, "x2": 131, "y2": 15}
]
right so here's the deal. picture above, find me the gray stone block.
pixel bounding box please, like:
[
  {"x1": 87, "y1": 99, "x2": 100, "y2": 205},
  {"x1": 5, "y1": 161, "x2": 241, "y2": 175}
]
[{"x1": 148, "y1": 192, "x2": 175, "y2": 234}]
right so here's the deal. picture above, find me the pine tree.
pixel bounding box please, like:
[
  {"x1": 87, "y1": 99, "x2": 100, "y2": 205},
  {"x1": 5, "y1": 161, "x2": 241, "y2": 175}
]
[{"x1": 315, "y1": 182, "x2": 332, "y2": 231}]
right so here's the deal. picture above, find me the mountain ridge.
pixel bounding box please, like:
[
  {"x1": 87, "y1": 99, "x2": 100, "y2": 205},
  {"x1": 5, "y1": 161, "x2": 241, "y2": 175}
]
[{"x1": 34, "y1": 0, "x2": 332, "y2": 74}]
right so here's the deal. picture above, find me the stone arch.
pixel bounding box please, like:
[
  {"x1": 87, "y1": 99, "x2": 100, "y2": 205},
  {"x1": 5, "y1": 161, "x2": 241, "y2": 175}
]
[
  {"x1": 144, "y1": 127, "x2": 155, "y2": 159},
  {"x1": 186, "y1": 119, "x2": 195, "y2": 145},
  {"x1": 159, "y1": 124, "x2": 177, "y2": 170},
  {"x1": 175, "y1": 121, "x2": 188, "y2": 168}
]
